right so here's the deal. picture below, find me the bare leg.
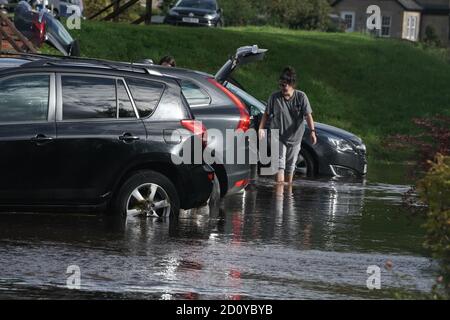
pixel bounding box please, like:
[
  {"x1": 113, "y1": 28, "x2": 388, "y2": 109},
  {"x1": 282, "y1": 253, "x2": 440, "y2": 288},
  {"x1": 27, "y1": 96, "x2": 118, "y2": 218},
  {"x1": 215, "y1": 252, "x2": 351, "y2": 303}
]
[
  {"x1": 275, "y1": 183, "x2": 284, "y2": 197},
  {"x1": 276, "y1": 170, "x2": 285, "y2": 184},
  {"x1": 285, "y1": 173, "x2": 294, "y2": 184}
]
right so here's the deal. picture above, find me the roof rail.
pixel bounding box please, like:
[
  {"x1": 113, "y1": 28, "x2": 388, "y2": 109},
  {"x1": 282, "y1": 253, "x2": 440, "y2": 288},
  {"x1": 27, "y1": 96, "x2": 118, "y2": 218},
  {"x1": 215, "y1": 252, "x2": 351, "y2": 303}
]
[
  {"x1": 0, "y1": 51, "x2": 55, "y2": 59},
  {"x1": 0, "y1": 51, "x2": 163, "y2": 76}
]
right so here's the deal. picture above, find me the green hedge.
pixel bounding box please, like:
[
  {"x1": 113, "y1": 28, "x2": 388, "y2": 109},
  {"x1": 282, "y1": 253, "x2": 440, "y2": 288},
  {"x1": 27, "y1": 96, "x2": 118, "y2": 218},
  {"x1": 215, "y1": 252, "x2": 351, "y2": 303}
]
[{"x1": 418, "y1": 154, "x2": 450, "y2": 298}]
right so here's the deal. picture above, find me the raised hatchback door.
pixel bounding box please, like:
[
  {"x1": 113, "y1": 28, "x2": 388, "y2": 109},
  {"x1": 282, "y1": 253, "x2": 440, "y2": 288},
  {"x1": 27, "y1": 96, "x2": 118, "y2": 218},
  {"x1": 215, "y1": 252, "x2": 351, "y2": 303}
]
[{"x1": 215, "y1": 45, "x2": 268, "y2": 83}]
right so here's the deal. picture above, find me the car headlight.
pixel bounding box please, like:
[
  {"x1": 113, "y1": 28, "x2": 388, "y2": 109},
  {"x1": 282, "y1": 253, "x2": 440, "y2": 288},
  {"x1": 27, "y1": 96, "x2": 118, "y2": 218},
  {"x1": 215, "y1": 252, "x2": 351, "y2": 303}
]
[
  {"x1": 169, "y1": 9, "x2": 179, "y2": 16},
  {"x1": 328, "y1": 137, "x2": 355, "y2": 153},
  {"x1": 355, "y1": 143, "x2": 366, "y2": 153},
  {"x1": 204, "y1": 13, "x2": 218, "y2": 19}
]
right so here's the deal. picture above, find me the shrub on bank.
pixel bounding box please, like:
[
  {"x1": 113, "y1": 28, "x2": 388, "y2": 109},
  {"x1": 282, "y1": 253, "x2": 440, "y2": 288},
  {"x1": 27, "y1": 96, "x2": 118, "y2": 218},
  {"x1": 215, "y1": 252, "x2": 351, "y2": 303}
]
[{"x1": 417, "y1": 154, "x2": 450, "y2": 298}]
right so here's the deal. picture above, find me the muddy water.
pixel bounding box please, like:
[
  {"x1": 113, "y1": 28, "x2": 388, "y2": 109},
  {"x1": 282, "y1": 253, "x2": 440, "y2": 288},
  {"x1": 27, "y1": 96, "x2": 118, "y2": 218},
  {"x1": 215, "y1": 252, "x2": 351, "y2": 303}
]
[{"x1": 0, "y1": 164, "x2": 437, "y2": 299}]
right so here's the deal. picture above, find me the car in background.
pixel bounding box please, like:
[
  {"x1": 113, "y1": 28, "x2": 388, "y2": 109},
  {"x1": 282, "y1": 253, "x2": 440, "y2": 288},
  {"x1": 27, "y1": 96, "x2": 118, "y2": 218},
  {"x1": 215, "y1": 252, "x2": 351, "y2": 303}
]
[
  {"x1": 0, "y1": 53, "x2": 214, "y2": 217},
  {"x1": 164, "y1": 0, "x2": 224, "y2": 27},
  {"x1": 0, "y1": 0, "x2": 7, "y2": 13},
  {"x1": 14, "y1": 1, "x2": 80, "y2": 56},
  {"x1": 224, "y1": 81, "x2": 368, "y2": 178},
  {"x1": 45, "y1": 0, "x2": 84, "y2": 18}
]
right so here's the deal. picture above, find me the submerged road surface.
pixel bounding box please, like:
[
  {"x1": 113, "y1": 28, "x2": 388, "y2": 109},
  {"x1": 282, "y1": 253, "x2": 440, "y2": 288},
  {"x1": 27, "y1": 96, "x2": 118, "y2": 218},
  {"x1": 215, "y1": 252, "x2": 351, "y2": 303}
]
[{"x1": 0, "y1": 176, "x2": 436, "y2": 299}]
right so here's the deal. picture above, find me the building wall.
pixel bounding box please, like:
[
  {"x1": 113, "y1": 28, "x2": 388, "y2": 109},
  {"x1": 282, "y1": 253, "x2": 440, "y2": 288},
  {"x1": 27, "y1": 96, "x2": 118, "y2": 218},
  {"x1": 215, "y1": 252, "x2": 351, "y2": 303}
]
[
  {"x1": 332, "y1": 0, "x2": 407, "y2": 38},
  {"x1": 420, "y1": 14, "x2": 450, "y2": 45}
]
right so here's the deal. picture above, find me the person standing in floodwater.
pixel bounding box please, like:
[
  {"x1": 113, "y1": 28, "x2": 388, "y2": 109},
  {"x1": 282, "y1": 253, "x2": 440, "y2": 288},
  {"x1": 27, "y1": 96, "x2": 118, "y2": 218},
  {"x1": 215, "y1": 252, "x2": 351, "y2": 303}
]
[{"x1": 258, "y1": 66, "x2": 317, "y2": 184}]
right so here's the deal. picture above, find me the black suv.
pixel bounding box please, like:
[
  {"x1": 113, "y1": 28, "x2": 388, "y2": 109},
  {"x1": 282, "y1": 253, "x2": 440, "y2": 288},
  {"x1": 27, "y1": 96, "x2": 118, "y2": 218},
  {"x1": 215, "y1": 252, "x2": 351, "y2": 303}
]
[{"x1": 0, "y1": 54, "x2": 214, "y2": 217}]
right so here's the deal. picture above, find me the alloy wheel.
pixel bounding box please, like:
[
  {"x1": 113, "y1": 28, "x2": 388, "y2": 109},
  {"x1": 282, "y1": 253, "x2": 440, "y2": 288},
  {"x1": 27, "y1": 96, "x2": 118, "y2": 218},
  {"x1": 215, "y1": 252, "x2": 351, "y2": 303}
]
[{"x1": 126, "y1": 183, "x2": 171, "y2": 218}]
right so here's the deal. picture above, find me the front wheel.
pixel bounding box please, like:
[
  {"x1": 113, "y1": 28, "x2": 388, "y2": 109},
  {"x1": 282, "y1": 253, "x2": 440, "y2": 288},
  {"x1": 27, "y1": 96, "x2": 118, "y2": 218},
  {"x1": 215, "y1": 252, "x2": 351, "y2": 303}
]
[
  {"x1": 295, "y1": 148, "x2": 316, "y2": 177},
  {"x1": 112, "y1": 170, "x2": 180, "y2": 218}
]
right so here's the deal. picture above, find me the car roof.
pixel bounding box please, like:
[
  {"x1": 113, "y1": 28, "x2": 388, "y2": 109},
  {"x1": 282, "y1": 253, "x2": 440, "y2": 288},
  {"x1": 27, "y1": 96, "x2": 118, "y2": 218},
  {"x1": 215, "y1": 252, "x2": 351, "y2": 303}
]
[
  {"x1": 0, "y1": 53, "x2": 212, "y2": 81},
  {"x1": 0, "y1": 58, "x2": 29, "y2": 69}
]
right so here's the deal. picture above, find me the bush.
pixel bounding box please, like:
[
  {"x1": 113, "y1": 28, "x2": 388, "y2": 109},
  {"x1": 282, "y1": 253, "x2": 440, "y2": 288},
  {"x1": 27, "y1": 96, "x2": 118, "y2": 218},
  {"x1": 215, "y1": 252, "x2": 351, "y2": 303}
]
[
  {"x1": 424, "y1": 25, "x2": 441, "y2": 47},
  {"x1": 417, "y1": 154, "x2": 450, "y2": 298},
  {"x1": 207, "y1": 0, "x2": 333, "y2": 29},
  {"x1": 266, "y1": 0, "x2": 331, "y2": 30},
  {"x1": 84, "y1": 0, "x2": 146, "y2": 22},
  {"x1": 219, "y1": 0, "x2": 257, "y2": 26},
  {"x1": 83, "y1": 0, "x2": 110, "y2": 18},
  {"x1": 388, "y1": 115, "x2": 450, "y2": 171}
]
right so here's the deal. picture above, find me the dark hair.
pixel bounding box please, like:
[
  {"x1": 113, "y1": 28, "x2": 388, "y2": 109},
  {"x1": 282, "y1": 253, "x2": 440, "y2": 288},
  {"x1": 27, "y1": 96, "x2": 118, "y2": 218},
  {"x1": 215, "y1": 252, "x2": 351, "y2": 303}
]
[
  {"x1": 279, "y1": 66, "x2": 297, "y2": 85},
  {"x1": 159, "y1": 55, "x2": 176, "y2": 67}
]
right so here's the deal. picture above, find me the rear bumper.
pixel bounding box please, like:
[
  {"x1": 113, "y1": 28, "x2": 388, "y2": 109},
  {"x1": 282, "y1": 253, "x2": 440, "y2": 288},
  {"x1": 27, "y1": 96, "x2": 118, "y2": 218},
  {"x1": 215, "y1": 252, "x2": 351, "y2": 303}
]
[
  {"x1": 224, "y1": 163, "x2": 250, "y2": 196},
  {"x1": 177, "y1": 164, "x2": 214, "y2": 209}
]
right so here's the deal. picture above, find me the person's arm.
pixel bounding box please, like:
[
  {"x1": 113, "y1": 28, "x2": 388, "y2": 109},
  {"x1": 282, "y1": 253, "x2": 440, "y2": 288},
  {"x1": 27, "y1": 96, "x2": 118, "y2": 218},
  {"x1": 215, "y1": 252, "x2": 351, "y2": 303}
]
[
  {"x1": 259, "y1": 96, "x2": 273, "y2": 140},
  {"x1": 303, "y1": 94, "x2": 317, "y2": 145},
  {"x1": 306, "y1": 113, "x2": 317, "y2": 145},
  {"x1": 258, "y1": 112, "x2": 269, "y2": 140}
]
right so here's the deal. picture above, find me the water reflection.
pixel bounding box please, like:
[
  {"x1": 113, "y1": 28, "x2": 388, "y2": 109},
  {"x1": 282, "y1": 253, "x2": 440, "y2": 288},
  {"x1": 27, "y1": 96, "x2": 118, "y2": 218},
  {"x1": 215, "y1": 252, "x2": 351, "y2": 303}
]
[{"x1": 0, "y1": 176, "x2": 433, "y2": 299}]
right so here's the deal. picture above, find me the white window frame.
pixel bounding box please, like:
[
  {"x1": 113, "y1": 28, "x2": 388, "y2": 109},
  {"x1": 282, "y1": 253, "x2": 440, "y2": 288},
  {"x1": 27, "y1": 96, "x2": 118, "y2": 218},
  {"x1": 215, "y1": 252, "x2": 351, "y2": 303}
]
[
  {"x1": 341, "y1": 11, "x2": 355, "y2": 32},
  {"x1": 406, "y1": 16, "x2": 417, "y2": 41}
]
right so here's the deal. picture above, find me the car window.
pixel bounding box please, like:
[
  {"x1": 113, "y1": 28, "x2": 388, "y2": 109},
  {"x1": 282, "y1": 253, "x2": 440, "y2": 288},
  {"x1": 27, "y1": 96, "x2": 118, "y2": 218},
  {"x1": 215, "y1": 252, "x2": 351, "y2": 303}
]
[
  {"x1": 225, "y1": 82, "x2": 266, "y2": 116},
  {"x1": 117, "y1": 80, "x2": 136, "y2": 118},
  {"x1": 181, "y1": 80, "x2": 211, "y2": 107},
  {"x1": 176, "y1": 0, "x2": 217, "y2": 10},
  {"x1": 62, "y1": 75, "x2": 117, "y2": 120},
  {"x1": 126, "y1": 78, "x2": 164, "y2": 118},
  {"x1": 0, "y1": 74, "x2": 50, "y2": 123}
]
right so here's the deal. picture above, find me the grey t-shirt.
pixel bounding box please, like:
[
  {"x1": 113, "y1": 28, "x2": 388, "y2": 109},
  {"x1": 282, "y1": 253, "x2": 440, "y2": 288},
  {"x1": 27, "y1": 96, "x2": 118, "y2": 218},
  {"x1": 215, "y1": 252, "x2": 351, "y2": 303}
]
[{"x1": 265, "y1": 90, "x2": 313, "y2": 146}]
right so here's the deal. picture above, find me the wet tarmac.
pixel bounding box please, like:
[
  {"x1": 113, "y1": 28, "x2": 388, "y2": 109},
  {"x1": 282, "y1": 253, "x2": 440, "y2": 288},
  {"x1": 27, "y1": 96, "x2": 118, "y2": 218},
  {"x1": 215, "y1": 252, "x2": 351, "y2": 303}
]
[{"x1": 0, "y1": 170, "x2": 437, "y2": 299}]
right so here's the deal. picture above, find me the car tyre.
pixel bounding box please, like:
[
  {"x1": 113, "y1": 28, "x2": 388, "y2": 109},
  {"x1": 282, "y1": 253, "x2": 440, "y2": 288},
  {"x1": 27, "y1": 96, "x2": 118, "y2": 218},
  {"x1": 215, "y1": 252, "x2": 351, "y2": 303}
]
[
  {"x1": 296, "y1": 148, "x2": 316, "y2": 177},
  {"x1": 112, "y1": 170, "x2": 180, "y2": 218}
]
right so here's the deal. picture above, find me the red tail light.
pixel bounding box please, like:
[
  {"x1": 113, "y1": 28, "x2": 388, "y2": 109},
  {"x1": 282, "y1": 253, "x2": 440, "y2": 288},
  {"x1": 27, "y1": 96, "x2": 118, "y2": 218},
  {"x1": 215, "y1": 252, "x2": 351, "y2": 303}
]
[
  {"x1": 234, "y1": 179, "x2": 249, "y2": 188},
  {"x1": 180, "y1": 120, "x2": 208, "y2": 148},
  {"x1": 32, "y1": 16, "x2": 46, "y2": 45},
  {"x1": 207, "y1": 78, "x2": 250, "y2": 132}
]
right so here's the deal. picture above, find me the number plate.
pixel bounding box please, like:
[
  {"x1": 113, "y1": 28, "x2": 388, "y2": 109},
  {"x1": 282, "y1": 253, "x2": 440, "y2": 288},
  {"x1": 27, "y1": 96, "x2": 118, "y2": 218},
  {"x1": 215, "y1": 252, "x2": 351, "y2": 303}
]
[{"x1": 182, "y1": 17, "x2": 199, "y2": 23}]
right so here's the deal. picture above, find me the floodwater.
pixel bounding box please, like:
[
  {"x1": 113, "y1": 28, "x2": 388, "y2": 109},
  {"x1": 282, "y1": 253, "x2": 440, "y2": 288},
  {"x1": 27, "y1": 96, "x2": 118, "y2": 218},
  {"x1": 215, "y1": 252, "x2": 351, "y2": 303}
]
[{"x1": 0, "y1": 163, "x2": 438, "y2": 299}]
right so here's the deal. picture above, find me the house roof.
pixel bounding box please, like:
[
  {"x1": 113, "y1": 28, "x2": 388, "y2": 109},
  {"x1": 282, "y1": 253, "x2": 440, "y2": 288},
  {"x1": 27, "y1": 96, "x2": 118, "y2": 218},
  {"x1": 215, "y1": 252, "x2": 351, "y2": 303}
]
[
  {"x1": 331, "y1": 0, "x2": 423, "y2": 12},
  {"x1": 397, "y1": 0, "x2": 422, "y2": 11},
  {"x1": 419, "y1": 3, "x2": 450, "y2": 15}
]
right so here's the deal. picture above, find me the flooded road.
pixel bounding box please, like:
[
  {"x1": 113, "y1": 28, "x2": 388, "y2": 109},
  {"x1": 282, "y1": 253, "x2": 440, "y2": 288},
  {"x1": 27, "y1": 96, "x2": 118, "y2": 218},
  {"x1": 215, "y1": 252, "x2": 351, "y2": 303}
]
[{"x1": 0, "y1": 165, "x2": 437, "y2": 299}]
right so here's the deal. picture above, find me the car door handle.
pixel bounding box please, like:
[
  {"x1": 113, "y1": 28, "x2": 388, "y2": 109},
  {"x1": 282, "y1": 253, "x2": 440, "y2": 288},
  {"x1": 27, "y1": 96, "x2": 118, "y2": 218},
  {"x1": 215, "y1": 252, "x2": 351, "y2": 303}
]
[
  {"x1": 119, "y1": 133, "x2": 140, "y2": 142},
  {"x1": 31, "y1": 134, "x2": 54, "y2": 144}
]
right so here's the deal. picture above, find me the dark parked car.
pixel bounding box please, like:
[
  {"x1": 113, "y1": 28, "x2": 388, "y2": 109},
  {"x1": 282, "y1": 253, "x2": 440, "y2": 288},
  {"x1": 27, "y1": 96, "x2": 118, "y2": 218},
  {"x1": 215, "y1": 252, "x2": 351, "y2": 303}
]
[
  {"x1": 0, "y1": 54, "x2": 214, "y2": 217},
  {"x1": 224, "y1": 81, "x2": 368, "y2": 177},
  {"x1": 164, "y1": 0, "x2": 224, "y2": 27},
  {"x1": 149, "y1": 46, "x2": 267, "y2": 197},
  {"x1": 14, "y1": 1, "x2": 80, "y2": 56}
]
